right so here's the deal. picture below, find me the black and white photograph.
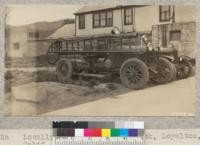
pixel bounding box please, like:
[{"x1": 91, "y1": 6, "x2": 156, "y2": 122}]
[{"x1": 4, "y1": 5, "x2": 196, "y2": 116}]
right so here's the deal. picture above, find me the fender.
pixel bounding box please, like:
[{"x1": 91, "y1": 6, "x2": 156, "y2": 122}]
[
  {"x1": 160, "y1": 55, "x2": 174, "y2": 62},
  {"x1": 178, "y1": 55, "x2": 195, "y2": 65}
]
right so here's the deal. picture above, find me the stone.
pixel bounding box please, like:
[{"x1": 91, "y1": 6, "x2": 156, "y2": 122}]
[{"x1": 11, "y1": 82, "x2": 48, "y2": 103}]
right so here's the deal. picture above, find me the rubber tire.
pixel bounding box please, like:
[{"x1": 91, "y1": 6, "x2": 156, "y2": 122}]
[
  {"x1": 56, "y1": 59, "x2": 73, "y2": 83},
  {"x1": 171, "y1": 63, "x2": 177, "y2": 81},
  {"x1": 120, "y1": 58, "x2": 149, "y2": 89},
  {"x1": 177, "y1": 59, "x2": 193, "y2": 79},
  {"x1": 152, "y1": 57, "x2": 174, "y2": 84}
]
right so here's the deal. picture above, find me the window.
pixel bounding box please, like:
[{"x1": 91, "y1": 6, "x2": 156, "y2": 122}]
[
  {"x1": 93, "y1": 13, "x2": 100, "y2": 28},
  {"x1": 53, "y1": 41, "x2": 62, "y2": 52},
  {"x1": 67, "y1": 42, "x2": 73, "y2": 51},
  {"x1": 106, "y1": 11, "x2": 113, "y2": 26},
  {"x1": 79, "y1": 14, "x2": 85, "y2": 29},
  {"x1": 13, "y1": 42, "x2": 20, "y2": 50},
  {"x1": 78, "y1": 41, "x2": 84, "y2": 51},
  {"x1": 93, "y1": 11, "x2": 113, "y2": 28},
  {"x1": 170, "y1": 30, "x2": 181, "y2": 41},
  {"x1": 110, "y1": 39, "x2": 121, "y2": 50},
  {"x1": 84, "y1": 40, "x2": 92, "y2": 50},
  {"x1": 159, "y1": 6, "x2": 171, "y2": 22},
  {"x1": 97, "y1": 39, "x2": 107, "y2": 50},
  {"x1": 74, "y1": 42, "x2": 78, "y2": 50},
  {"x1": 124, "y1": 8, "x2": 133, "y2": 25},
  {"x1": 100, "y1": 12, "x2": 106, "y2": 27},
  {"x1": 28, "y1": 32, "x2": 39, "y2": 39}
]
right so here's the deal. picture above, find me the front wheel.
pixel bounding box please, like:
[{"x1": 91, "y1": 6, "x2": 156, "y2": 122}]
[
  {"x1": 120, "y1": 58, "x2": 149, "y2": 89},
  {"x1": 177, "y1": 58, "x2": 193, "y2": 79},
  {"x1": 152, "y1": 57, "x2": 174, "y2": 84}
]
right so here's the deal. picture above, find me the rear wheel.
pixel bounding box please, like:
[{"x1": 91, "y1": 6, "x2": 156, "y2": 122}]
[
  {"x1": 56, "y1": 59, "x2": 73, "y2": 83},
  {"x1": 152, "y1": 57, "x2": 174, "y2": 84},
  {"x1": 120, "y1": 58, "x2": 149, "y2": 89}
]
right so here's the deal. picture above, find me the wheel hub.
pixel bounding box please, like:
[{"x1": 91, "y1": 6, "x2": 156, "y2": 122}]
[
  {"x1": 60, "y1": 64, "x2": 68, "y2": 75},
  {"x1": 120, "y1": 58, "x2": 149, "y2": 89},
  {"x1": 124, "y1": 65, "x2": 143, "y2": 84}
]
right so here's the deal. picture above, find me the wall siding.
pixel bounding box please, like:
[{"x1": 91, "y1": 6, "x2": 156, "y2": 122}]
[
  {"x1": 6, "y1": 27, "x2": 51, "y2": 58},
  {"x1": 6, "y1": 27, "x2": 28, "y2": 58},
  {"x1": 76, "y1": 5, "x2": 196, "y2": 36},
  {"x1": 175, "y1": 5, "x2": 196, "y2": 23},
  {"x1": 135, "y1": 6, "x2": 159, "y2": 32},
  {"x1": 76, "y1": 8, "x2": 135, "y2": 36},
  {"x1": 152, "y1": 22, "x2": 196, "y2": 58}
]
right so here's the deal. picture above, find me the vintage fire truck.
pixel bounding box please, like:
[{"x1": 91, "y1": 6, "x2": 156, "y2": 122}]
[{"x1": 46, "y1": 32, "x2": 193, "y2": 89}]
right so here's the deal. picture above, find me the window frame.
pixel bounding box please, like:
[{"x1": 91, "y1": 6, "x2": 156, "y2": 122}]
[
  {"x1": 93, "y1": 10, "x2": 113, "y2": 28},
  {"x1": 79, "y1": 14, "x2": 85, "y2": 29},
  {"x1": 100, "y1": 12, "x2": 106, "y2": 27},
  {"x1": 13, "y1": 42, "x2": 20, "y2": 50},
  {"x1": 97, "y1": 39, "x2": 107, "y2": 50},
  {"x1": 93, "y1": 13, "x2": 100, "y2": 28},
  {"x1": 28, "y1": 32, "x2": 40, "y2": 39},
  {"x1": 170, "y1": 30, "x2": 181, "y2": 41},
  {"x1": 124, "y1": 7, "x2": 133, "y2": 25},
  {"x1": 159, "y1": 5, "x2": 171, "y2": 22},
  {"x1": 106, "y1": 11, "x2": 113, "y2": 27}
]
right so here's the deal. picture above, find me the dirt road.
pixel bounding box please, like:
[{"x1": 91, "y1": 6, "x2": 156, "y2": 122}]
[
  {"x1": 43, "y1": 77, "x2": 195, "y2": 116},
  {"x1": 5, "y1": 67, "x2": 55, "y2": 72}
]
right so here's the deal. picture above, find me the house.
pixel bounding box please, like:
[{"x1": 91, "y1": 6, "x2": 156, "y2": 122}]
[
  {"x1": 151, "y1": 6, "x2": 196, "y2": 58},
  {"x1": 5, "y1": 19, "x2": 74, "y2": 58},
  {"x1": 73, "y1": 5, "x2": 196, "y2": 57},
  {"x1": 74, "y1": 5, "x2": 196, "y2": 36}
]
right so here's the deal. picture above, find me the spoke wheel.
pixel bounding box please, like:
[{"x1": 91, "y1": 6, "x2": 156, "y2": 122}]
[
  {"x1": 56, "y1": 59, "x2": 73, "y2": 83},
  {"x1": 177, "y1": 59, "x2": 193, "y2": 79},
  {"x1": 120, "y1": 58, "x2": 149, "y2": 89},
  {"x1": 152, "y1": 57, "x2": 174, "y2": 84}
]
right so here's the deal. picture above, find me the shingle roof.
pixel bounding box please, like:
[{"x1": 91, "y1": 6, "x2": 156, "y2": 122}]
[
  {"x1": 74, "y1": 5, "x2": 146, "y2": 15},
  {"x1": 74, "y1": 5, "x2": 118, "y2": 14},
  {"x1": 48, "y1": 24, "x2": 75, "y2": 39}
]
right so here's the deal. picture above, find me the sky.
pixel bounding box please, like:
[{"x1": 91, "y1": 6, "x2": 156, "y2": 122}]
[{"x1": 6, "y1": 5, "x2": 83, "y2": 26}]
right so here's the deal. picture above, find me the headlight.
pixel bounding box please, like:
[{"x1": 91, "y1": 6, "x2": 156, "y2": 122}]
[
  {"x1": 148, "y1": 46, "x2": 153, "y2": 51},
  {"x1": 147, "y1": 43, "x2": 153, "y2": 51}
]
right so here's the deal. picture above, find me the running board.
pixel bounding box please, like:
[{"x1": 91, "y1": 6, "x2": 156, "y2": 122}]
[{"x1": 73, "y1": 72, "x2": 106, "y2": 78}]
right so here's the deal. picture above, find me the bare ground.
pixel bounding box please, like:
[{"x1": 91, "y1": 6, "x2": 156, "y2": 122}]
[
  {"x1": 42, "y1": 77, "x2": 195, "y2": 116},
  {"x1": 4, "y1": 67, "x2": 195, "y2": 116},
  {"x1": 4, "y1": 68, "x2": 131, "y2": 115}
]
